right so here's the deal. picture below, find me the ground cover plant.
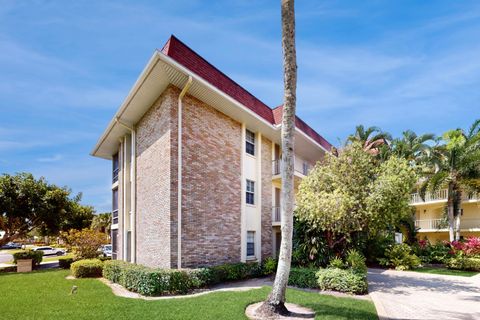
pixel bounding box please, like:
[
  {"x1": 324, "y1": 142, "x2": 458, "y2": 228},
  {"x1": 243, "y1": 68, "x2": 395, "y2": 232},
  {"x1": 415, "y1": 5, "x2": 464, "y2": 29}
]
[{"x1": 0, "y1": 269, "x2": 377, "y2": 320}]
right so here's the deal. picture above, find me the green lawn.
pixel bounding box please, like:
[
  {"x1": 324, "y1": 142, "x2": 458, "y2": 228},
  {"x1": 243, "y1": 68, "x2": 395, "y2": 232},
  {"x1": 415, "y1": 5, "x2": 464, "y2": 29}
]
[
  {"x1": 42, "y1": 253, "x2": 74, "y2": 263},
  {"x1": 411, "y1": 267, "x2": 478, "y2": 277},
  {"x1": 0, "y1": 270, "x2": 377, "y2": 320}
]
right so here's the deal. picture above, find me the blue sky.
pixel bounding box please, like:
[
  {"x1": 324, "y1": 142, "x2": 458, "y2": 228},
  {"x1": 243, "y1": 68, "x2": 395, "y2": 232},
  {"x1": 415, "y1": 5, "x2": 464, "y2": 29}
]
[{"x1": 1, "y1": 0, "x2": 479, "y2": 212}]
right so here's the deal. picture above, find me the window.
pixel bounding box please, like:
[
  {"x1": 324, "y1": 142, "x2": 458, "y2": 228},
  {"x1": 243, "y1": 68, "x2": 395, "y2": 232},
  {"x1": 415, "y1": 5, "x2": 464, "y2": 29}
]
[
  {"x1": 112, "y1": 153, "x2": 119, "y2": 183},
  {"x1": 246, "y1": 180, "x2": 255, "y2": 205},
  {"x1": 247, "y1": 231, "x2": 255, "y2": 257},
  {"x1": 302, "y1": 162, "x2": 310, "y2": 175},
  {"x1": 246, "y1": 130, "x2": 255, "y2": 156},
  {"x1": 112, "y1": 188, "x2": 119, "y2": 224},
  {"x1": 112, "y1": 229, "x2": 118, "y2": 260}
]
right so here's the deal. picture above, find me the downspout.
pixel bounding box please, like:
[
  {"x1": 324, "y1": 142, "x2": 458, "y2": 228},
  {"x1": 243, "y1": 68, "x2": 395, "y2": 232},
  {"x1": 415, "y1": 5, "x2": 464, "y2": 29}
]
[
  {"x1": 178, "y1": 76, "x2": 193, "y2": 269},
  {"x1": 115, "y1": 117, "x2": 136, "y2": 263}
]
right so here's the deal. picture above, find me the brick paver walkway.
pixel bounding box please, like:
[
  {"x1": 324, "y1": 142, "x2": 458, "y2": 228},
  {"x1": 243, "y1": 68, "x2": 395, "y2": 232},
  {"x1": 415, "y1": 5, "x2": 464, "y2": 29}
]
[{"x1": 368, "y1": 268, "x2": 480, "y2": 320}]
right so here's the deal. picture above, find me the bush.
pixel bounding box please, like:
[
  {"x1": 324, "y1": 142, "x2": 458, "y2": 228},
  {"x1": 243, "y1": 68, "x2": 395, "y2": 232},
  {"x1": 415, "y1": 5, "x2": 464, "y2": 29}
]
[
  {"x1": 60, "y1": 229, "x2": 105, "y2": 259},
  {"x1": 446, "y1": 256, "x2": 480, "y2": 271},
  {"x1": 316, "y1": 268, "x2": 367, "y2": 294},
  {"x1": 13, "y1": 250, "x2": 43, "y2": 267},
  {"x1": 328, "y1": 257, "x2": 344, "y2": 269},
  {"x1": 288, "y1": 268, "x2": 318, "y2": 288},
  {"x1": 103, "y1": 260, "x2": 130, "y2": 283},
  {"x1": 71, "y1": 259, "x2": 104, "y2": 278},
  {"x1": 58, "y1": 257, "x2": 74, "y2": 269},
  {"x1": 0, "y1": 266, "x2": 17, "y2": 273},
  {"x1": 414, "y1": 241, "x2": 451, "y2": 264},
  {"x1": 379, "y1": 244, "x2": 421, "y2": 270},
  {"x1": 345, "y1": 249, "x2": 367, "y2": 273},
  {"x1": 262, "y1": 257, "x2": 277, "y2": 275},
  {"x1": 365, "y1": 233, "x2": 395, "y2": 265}
]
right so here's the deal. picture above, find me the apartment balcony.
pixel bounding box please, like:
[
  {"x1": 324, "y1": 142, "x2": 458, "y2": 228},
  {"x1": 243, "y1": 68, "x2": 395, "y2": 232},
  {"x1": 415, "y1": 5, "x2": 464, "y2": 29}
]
[
  {"x1": 415, "y1": 218, "x2": 480, "y2": 232},
  {"x1": 272, "y1": 157, "x2": 312, "y2": 180},
  {"x1": 410, "y1": 189, "x2": 479, "y2": 205}
]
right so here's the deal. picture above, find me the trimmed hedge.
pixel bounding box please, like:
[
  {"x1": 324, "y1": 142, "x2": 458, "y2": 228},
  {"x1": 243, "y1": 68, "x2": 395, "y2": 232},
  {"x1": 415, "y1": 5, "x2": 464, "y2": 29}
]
[
  {"x1": 288, "y1": 268, "x2": 318, "y2": 288},
  {"x1": 102, "y1": 260, "x2": 268, "y2": 296},
  {"x1": 58, "y1": 257, "x2": 74, "y2": 269},
  {"x1": 446, "y1": 256, "x2": 480, "y2": 271},
  {"x1": 71, "y1": 259, "x2": 104, "y2": 278},
  {"x1": 13, "y1": 250, "x2": 43, "y2": 267},
  {"x1": 316, "y1": 268, "x2": 368, "y2": 294}
]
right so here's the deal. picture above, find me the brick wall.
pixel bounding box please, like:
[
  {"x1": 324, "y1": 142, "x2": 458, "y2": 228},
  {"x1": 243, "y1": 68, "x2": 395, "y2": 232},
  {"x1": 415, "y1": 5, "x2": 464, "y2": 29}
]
[
  {"x1": 180, "y1": 93, "x2": 242, "y2": 268},
  {"x1": 135, "y1": 86, "x2": 177, "y2": 269},
  {"x1": 261, "y1": 136, "x2": 273, "y2": 259}
]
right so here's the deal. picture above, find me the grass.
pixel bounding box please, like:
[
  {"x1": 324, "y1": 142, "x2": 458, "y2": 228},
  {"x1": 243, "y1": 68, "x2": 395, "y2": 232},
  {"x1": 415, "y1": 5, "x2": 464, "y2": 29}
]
[
  {"x1": 411, "y1": 267, "x2": 479, "y2": 277},
  {"x1": 0, "y1": 269, "x2": 377, "y2": 320},
  {"x1": 3, "y1": 252, "x2": 74, "y2": 265}
]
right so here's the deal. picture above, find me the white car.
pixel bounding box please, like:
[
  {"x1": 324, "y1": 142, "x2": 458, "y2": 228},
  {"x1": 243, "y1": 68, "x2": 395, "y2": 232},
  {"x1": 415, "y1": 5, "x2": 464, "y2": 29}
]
[
  {"x1": 33, "y1": 246, "x2": 66, "y2": 256},
  {"x1": 101, "y1": 244, "x2": 112, "y2": 257}
]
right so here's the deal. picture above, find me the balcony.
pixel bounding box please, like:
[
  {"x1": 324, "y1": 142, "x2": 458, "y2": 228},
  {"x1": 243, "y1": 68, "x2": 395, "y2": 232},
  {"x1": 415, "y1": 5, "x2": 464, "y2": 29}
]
[
  {"x1": 415, "y1": 218, "x2": 480, "y2": 231},
  {"x1": 272, "y1": 157, "x2": 312, "y2": 177},
  {"x1": 410, "y1": 189, "x2": 479, "y2": 205}
]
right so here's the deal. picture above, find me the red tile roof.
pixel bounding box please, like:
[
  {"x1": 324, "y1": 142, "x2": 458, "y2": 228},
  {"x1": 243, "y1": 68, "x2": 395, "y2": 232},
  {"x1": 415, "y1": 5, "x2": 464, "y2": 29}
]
[{"x1": 161, "y1": 35, "x2": 332, "y2": 151}]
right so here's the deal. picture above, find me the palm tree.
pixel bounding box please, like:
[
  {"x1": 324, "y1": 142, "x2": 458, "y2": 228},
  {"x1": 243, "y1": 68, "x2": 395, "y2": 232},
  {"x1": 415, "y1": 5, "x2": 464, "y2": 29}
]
[
  {"x1": 391, "y1": 130, "x2": 437, "y2": 167},
  {"x1": 257, "y1": 0, "x2": 296, "y2": 317},
  {"x1": 420, "y1": 120, "x2": 480, "y2": 241},
  {"x1": 347, "y1": 125, "x2": 392, "y2": 155},
  {"x1": 91, "y1": 212, "x2": 112, "y2": 240}
]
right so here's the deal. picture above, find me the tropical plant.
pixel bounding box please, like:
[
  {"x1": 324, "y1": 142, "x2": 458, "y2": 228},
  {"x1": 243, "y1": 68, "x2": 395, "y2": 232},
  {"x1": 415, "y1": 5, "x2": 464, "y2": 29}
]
[
  {"x1": 347, "y1": 125, "x2": 392, "y2": 156},
  {"x1": 419, "y1": 119, "x2": 480, "y2": 241},
  {"x1": 391, "y1": 130, "x2": 437, "y2": 167},
  {"x1": 257, "y1": 0, "x2": 297, "y2": 316},
  {"x1": 91, "y1": 212, "x2": 112, "y2": 239}
]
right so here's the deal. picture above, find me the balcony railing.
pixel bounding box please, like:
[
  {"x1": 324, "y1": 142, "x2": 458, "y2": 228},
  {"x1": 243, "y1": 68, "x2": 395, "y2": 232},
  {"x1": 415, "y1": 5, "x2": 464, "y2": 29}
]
[
  {"x1": 272, "y1": 206, "x2": 281, "y2": 223},
  {"x1": 415, "y1": 218, "x2": 480, "y2": 230},
  {"x1": 410, "y1": 189, "x2": 479, "y2": 204},
  {"x1": 272, "y1": 159, "x2": 311, "y2": 176}
]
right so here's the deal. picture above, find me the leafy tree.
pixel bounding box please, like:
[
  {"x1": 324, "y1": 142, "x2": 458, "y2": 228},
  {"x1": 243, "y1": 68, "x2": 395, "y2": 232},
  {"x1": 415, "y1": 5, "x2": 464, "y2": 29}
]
[
  {"x1": 0, "y1": 173, "x2": 94, "y2": 246},
  {"x1": 91, "y1": 212, "x2": 112, "y2": 239},
  {"x1": 60, "y1": 228, "x2": 106, "y2": 259},
  {"x1": 347, "y1": 125, "x2": 392, "y2": 156},
  {"x1": 296, "y1": 143, "x2": 417, "y2": 246},
  {"x1": 420, "y1": 119, "x2": 480, "y2": 241}
]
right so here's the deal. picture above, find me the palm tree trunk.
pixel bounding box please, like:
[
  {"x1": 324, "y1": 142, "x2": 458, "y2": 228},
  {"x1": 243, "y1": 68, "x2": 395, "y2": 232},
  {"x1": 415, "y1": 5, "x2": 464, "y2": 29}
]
[
  {"x1": 257, "y1": 0, "x2": 297, "y2": 316},
  {"x1": 447, "y1": 184, "x2": 455, "y2": 242},
  {"x1": 454, "y1": 214, "x2": 461, "y2": 241}
]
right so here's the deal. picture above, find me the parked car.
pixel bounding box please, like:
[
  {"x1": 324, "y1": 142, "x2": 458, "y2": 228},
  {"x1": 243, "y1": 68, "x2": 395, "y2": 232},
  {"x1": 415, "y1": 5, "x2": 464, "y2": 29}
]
[
  {"x1": 32, "y1": 246, "x2": 66, "y2": 256},
  {"x1": 101, "y1": 244, "x2": 112, "y2": 258},
  {"x1": 0, "y1": 242, "x2": 22, "y2": 250}
]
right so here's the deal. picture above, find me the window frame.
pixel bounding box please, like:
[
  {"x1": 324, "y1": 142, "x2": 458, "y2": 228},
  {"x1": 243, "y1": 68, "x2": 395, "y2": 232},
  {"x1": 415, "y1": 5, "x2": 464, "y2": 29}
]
[
  {"x1": 112, "y1": 188, "x2": 119, "y2": 224},
  {"x1": 245, "y1": 129, "x2": 255, "y2": 156},
  {"x1": 246, "y1": 231, "x2": 255, "y2": 257},
  {"x1": 246, "y1": 179, "x2": 255, "y2": 205}
]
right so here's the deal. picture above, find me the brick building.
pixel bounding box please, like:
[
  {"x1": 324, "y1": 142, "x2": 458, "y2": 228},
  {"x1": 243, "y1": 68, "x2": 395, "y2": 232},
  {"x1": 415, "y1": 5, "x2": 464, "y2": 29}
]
[{"x1": 91, "y1": 36, "x2": 332, "y2": 269}]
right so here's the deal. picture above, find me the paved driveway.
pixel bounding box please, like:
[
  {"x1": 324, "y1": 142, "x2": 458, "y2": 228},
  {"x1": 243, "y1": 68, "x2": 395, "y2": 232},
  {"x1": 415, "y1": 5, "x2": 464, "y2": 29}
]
[{"x1": 368, "y1": 268, "x2": 480, "y2": 320}]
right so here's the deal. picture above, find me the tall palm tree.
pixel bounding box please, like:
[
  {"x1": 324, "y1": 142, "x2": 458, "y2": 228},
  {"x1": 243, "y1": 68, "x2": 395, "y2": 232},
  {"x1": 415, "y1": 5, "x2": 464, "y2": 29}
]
[
  {"x1": 257, "y1": 0, "x2": 296, "y2": 317},
  {"x1": 391, "y1": 130, "x2": 437, "y2": 167},
  {"x1": 347, "y1": 125, "x2": 392, "y2": 155},
  {"x1": 91, "y1": 212, "x2": 112, "y2": 239},
  {"x1": 420, "y1": 120, "x2": 480, "y2": 241}
]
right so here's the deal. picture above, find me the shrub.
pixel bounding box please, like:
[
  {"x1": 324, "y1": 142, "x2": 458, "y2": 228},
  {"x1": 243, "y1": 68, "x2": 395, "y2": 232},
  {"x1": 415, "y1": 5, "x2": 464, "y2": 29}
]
[
  {"x1": 446, "y1": 256, "x2": 480, "y2": 271},
  {"x1": 60, "y1": 228, "x2": 105, "y2": 259},
  {"x1": 103, "y1": 260, "x2": 130, "y2": 283},
  {"x1": 316, "y1": 268, "x2": 367, "y2": 294},
  {"x1": 365, "y1": 232, "x2": 395, "y2": 264},
  {"x1": 379, "y1": 244, "x2": 421, "y2": 270},
  {"x1": 288, "y1": 268, "x2": 318, "y2": 288},
  {"x1": 58, "y1": 257, "x2": 74, "y2": 269},
  {"x1": 71, "y1": 259, "x2": 103, "y2": 278},
  {"x1": 0, "y1": 266, "x2": 17, "y2": 273},
  {"x1": 13, "y1": 250, "x2": 43, "y2": 267},
  {"x1": 345, "y1": 249, "x2": 367, "y2": 273},
  {"x1": 328, "y1": 257, "x2": 344, "y2": 269},
  {"x1": 262, "y1": 257, "x2": 277, "y2": 275}
]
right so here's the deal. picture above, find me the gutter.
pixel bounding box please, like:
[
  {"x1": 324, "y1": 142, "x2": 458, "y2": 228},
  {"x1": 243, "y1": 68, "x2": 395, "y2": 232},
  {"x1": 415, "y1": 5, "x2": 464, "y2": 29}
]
[
  {"x1": 177, "y1": 76, "x2": 193, "y2": 269},
  {"x1": 115, "y1": 117, "x2": 137, "y2": 263}
]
